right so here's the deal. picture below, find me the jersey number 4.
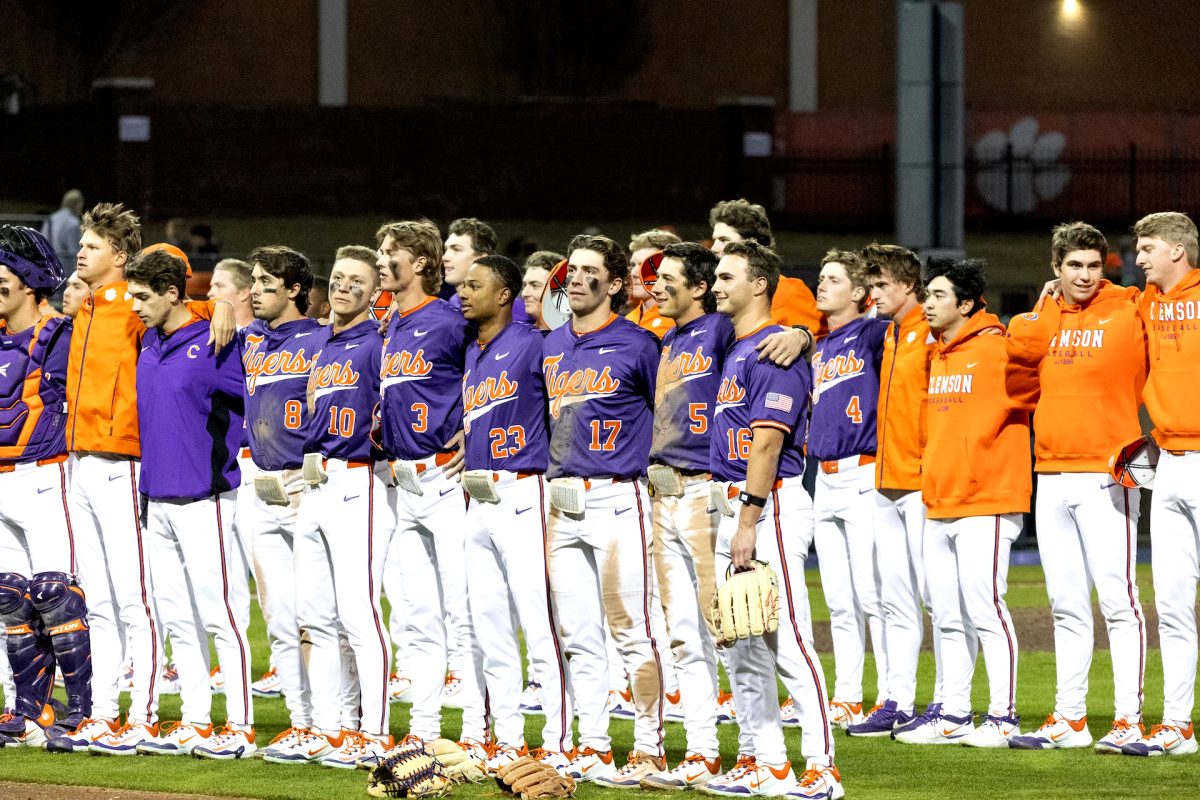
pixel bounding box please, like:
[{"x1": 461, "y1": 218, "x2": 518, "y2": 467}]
[{"x1": 845, "y1": 395, "x2": 863, "y2": 424}]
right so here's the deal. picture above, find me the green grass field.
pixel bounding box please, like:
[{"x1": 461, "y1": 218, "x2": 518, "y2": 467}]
[{"x1": 2, "y1": 564, "x2": 1196, "y2": 799}]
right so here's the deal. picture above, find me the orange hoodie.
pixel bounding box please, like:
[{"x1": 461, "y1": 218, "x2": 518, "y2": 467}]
[
  {"x1": 922, "y1": 310, "x2": 1036, "y2": 519},
  {"x1": 1136, "y1": 268, "x2": 1200, "y2": 451},
  {"x1": 875, "y1": 304, "x2": 934, "y2": 491},
  {"x1": 66, "y1": 281, "x2": 213, "y2": 457},
  {"x1": 771, "y1": 276, "x2": 823, "y2": 332},
  {"x1": 1006, "y1": 281, "x2": 1147, "y2": 472},
  {"x1": 625, "y1": 300, "x2": 673, "y2": 338}
]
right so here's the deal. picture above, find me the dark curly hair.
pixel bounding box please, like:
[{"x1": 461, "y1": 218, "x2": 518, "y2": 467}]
[
  {"x1": 567, "y1": 234, "x2": 630, "y2": 312},
  {"x1": 660, "y1": 242, "x2": 719, "y2": 314}
]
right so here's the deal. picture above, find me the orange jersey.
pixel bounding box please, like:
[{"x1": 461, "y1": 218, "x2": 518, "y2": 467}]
[
  {"x1": 771, "y1": 276, "x2": 823, "y2": 333},
  {"x1": 1136, "y1": 268, "x2": 1200, "y2": 450},
  {"x1": 66, "y1": 281, "x2": 213, "y2": 457},
  {"x1": 1007, "y1": 281, "x2": 1147, "y2": 473},
  {"x1": 922, "y1": 310, "x2": 1035, "y2": 519},
  {"x1": 625, "y1": 300, "x2": 673, "y2": 338},
  {"x1": 875, "y1": 304, "x2": 934, "y2": 491}
]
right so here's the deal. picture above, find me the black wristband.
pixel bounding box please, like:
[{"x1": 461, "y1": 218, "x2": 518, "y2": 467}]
[
  {"x1": 792, "y1": 324, "x2": 814, "y2": 354},
  {"x1": 738, "y1": 490, "x2": 767, "y2": 508}
]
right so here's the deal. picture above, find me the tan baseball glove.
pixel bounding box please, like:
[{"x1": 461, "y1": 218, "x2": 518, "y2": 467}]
[
  {"x1": 711, "y1": 559, "x2": 780, "y2": 645},
  {"x1": 425, "y1": 737, "x2": 487, "y2": 783},
  {"x1": 495, "y1": 756, "x2": 577, "y2": 799}
]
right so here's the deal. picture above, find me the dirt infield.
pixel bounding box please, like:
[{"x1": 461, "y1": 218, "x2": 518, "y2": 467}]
[
  {"x1": 814, "y1": 605, "x2": 1169, "y2": 654},
  {"x1": 0, "y1": 783, "x2": 255, "y2": 800}
]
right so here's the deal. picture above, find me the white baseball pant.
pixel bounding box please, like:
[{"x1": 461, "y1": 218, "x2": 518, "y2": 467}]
[
  {"x1": 232, "y1": 454, "x2": 257, "y2": 585},
  {"x1": 874, "y1": 489, "x2": 927, "y2": 712},
  {"x1": 1036, "y1": 473, "x2": 1146, "y2": 721},
  {"x1": 294, "y1": 460, "x2": 394, "y2": 737},
  {"x1": 0, "y1": 630, "x2": 11, "y2": 706},
  {"x1": 69, "y1": 453, "x2": 161, "y2": 726},
  {"x1": 924, "y1": 513, "x2": 1021, "y2": 719},
  {"x1": 716, "y1": 476, "x2": 834, "y2": 767},
  {"x1": 383, "y1": 561, "x2": 410, "y2": 678},
  {"x1": 387, "y1": 458, "x2": 487, "y2": 741},
  {"x1": 465, "y1": 471, "x2": 571, "y2": 751},
  {"x1": 1149, "y1": 450, "x2": 1200, "y2": 724},
  {"x1": 146, "y1": 492, "x2": 252, "y2": 727},
  {"x1": 235, "y1": 468, "x2": 311, "y2": 728},
  {"x1": 813, "y1": 460, "x2": 886, "y2": 705},
  {"x1": 548, "y1": 478, "x2": 665, "y2": 757},
  {"x1": 651, "y1": 475, "x2": 720, "y2": 758}
]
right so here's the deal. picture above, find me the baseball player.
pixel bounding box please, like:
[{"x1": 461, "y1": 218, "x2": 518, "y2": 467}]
[
  {"x1": 1003, "y1": 223, "x2": 1149, "y2": 753},
  {"x1": 1120, "y1": 211, "x2": 1200, "y2": 756},
  {"x1": 457, "y1": 254, "x2": 572, "y2": 766},
  {"x1": 122, "y1": 248, "x2": 253, "y2": 758},
  {"x1": 237, "y1": 246, "x2": 349, "y2": 764},
  {"x1": 625, "y1": 230, "x2": 680, "y2": 337},
  {"x1": 292, "y1": 245, "x2": 395, "y2": 767},
  {"x1": 808, "y1": 250, "x2": 889, "y2": 729},
  {"x1": 520, "y1": 251, "x2": 562, "y2": 330},
  {"x1": 375, "y1": 220, "x2": 488, "y2": 748},
  {"x1": 897, "y1": 257, "x2": 1034, "y2": 748},
  {"x1": 0, "y1": 226, "x2": 91, "y2": 746},
  {"x1": 704, "y1": 240, "x2": 842, "y2": 799},
  {"x1": 50, "y1": 204, "x2": 235, "y2": 753},
  {"x1": 444, "y1": 217, "x2": 531, "y2": 329},
  {"x1": 539, "y1": 234, "x2": 666, "y2": 786},
  {"x1": 61, "y1": 270, "x2": 89, "y2": 318}
]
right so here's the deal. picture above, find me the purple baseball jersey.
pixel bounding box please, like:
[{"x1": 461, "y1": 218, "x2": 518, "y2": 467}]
[
  {"x1": 463, "y1": 321, "x2": 549, "y2": 473},
  {"x1": 0, "y1": 316, "x2": 71, "y2": 463},
  {"x1": 650, "y1": 312, "x2": 735, "y2": 472},
  {"x1": 306, "y1": 319, "x2": 383, "y2": 461},
  {"x1": 240, "y1": 318, "x2": 328, "y2": 470},
  {"x1": 541, "y1": 314, "x2": 660, "y2": 480},
  {"x1": 709, "y1": 323, "x2": 811, "y2": 483},
  {"x1": 379, "y1": 297, "x2": 467, "y2": 460},
  {"x1": 137, "y1": 317, "x2": 245, "y2": 500},
  {"x1": 807, "y1": 315, "x2": 888, "y2": 461}
]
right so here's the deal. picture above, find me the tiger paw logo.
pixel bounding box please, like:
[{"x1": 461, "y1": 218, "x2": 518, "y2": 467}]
[{"x1": 974, "y1": 117, "x2": 1070, "y2": 213}]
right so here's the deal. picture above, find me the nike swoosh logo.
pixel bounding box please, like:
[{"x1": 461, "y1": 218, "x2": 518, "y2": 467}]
[
  {"x1": 599, "y1": 347, "x2": 618, "y2": 354},
  {"x1": 515, "y1": 506, "x2": 532, "y2": 515},
  {"x1": 414, "y1": 329, "x2": 429, "y2": 337},
  {"x1": 1100, "y1": 481, "x2": 1117, "y2": 490},
  {"x1": 494, "y1": 352, "x2": 510, "y2": 360},
  {"x1": 966, "y1": 362, "x2": 979, "y2": 368},
  {"x1": 439, "y1": 487, "x2": 456, "y2": 497},
  {"x1": 108, "y1": 475, "x2": 124, "y2": 482},
  {"x1": 614, "y1": 507, "x2": 631, "y2": 515},
  {"x1": 689, "y1": 329, "x2": 708, "y2": 337},
  {"x1": 344, "y1": 495, "x2": 359, "y2": 502},
  {"x1": 736, "y1": 357, "x2": 746, "y2": 362},
  {"x1": 1098, "y1": 318, "x2": 1113, "y2": 325},
  {"x1": 843, "y1": 335, "x2": 857, "y2": 343},
  {"x1": 858, "y1": 487, "x2": 873, "y2": 494},
  {"x1": 295, "y1": 332, "x2": 313, "y2": 338},
  {"x1": 1049, "y1": 730, "x2": 1069, "y2": 741},
  {"x1": 345, "y1": 343, "x2": 360, "y2": 350},
  {"x1": 37, "y1": 487, "x2": 54, "y2": 494}
]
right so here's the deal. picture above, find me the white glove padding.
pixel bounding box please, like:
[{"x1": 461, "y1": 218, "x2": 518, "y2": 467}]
[
  {"x1": 253, "y1": 473, "x2": 289, "y2": 506},
  {"x1": 711, "y1": 560, "x2": 780, "y2": 645},
  {"x1": 425, "y1": 738, "x2": 487, "y2": 783},
  {"x1": 302, "y1": 452, "x2": 328, "y2": 486}
]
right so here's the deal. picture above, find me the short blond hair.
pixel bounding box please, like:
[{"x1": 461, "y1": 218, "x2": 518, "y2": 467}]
[
  {"x1": 821, "y1": 248, "x2": 871, "y2": 310},
  {"x1": 1133, "y1": 211, "x2": 1198, "y2": 267},
  {"x1": 629, "y1": 229, "x2": 681, "y2": 253},
  {"x1": 82, "y1": 202, "x2": 141, "y2": 256}
]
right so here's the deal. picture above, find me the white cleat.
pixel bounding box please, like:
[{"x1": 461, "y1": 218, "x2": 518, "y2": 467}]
[
  {"x1": 640, "y1": 753, "x2": 722, "y2": 790},
  {"x1": 1008, "y1": 713, "x2": 1090, "y2": 750},
  {"x1": 962, "y1": 715, "x2": 1020, "y2": 748},
  {"x1": 1095, "y1": 718, "x2": 1145, "y2": 754}
]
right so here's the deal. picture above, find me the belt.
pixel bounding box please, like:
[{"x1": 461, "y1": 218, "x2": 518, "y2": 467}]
[
  {"x1": 410, "y1": 451, "x2": 456, "y2": 475},
  {"x1": 239, "y1": 447, "x2": 253, "y2": 460},
  {"x1": 483, "y1": 470, "x2": 539, "y2": 481},
  {"x1": 0, "y1": 453, "x2": 69, "y2": 474},
  {"x1": 577, "y1": 476, "x2": 631, "y2": 490},
  {"x1": 819, "y1": 454, "x2": 876, "y2": 475}
]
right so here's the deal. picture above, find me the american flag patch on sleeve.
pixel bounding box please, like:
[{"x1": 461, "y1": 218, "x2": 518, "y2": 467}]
[{"x1": 765, "y1": 392, "x2": 793, "y2": 412}]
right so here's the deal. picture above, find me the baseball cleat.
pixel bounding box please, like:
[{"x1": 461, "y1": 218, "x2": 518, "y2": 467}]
[
  {"x1": 440, "y1": 671, "x2": 466, "y2": 709},
  {"x1": 485, "y1": 743, "x2": 527, "y2": 773},
  {"x1": 89, "y1": 721, "x2": 160, "y2": 756},
  {"x1": 458, "y1": 737, "x2": 491, "y2": 764},
  {"x1": 963, "y1": 714, "x2": 1020, "y2": 748},
  {"x1": 781, "y1": 697, "x2": 800, "y2": 727},
  {"x1": 388, "y1": 672, "x2": 413, "y2": 704},
  {"x1": 364, "y1": 735, "x2": 425, "y2": 771},
  {"x1": 607, "y1": 688, "x2": 636, "y2": 719},
  {"x1": 640, "y1": 753, "x2": 722, "y2": 790},
  {"x1": 45, "y1": 717, "x2": 118, "y2": 752},
  {"x1": 159, "y1": 662, "x2": 181, "y2": 695},
  {"x1": 0, "y1": 712, "x2": 48, "y2": 747},
  {"x1": 251, "y1": 666, "x2": 283, "y2": 698},
  {"x1": 136, "y1": 721, "x2": 213, "y2": 755},
  {"x1": 1095, "y1": 718, "x2": 1144, "y2": 754},
  {"x1": 892, "y1": 707, "x2": 974, "y2": 745},
  {"x1": 787, "y1": 762, "x2": 844, "y2": 800},
  {"x1": 1008, "y1": 712, "x2": 1090, "y2": 750},
  {"x1": 209, "y1": 666, "x2": 225, "y2": 695},
  {"x1": 664, "y1": 690, "x2": 686, "y2": 723},
  {"x1": 847, "y1": 699, "x2": 914, "y2": 737},
  {"x1": 321, "y1": 731, "x2": 393, "y2": 769},
  {"x1": 532, "y1": 747, "x2": 574, "y2": 773},
  {"x1": 566, "y1": 746, "x2": 617, "y2": 782},
  {"x1": 595, "y1": 750, "x2": 668, "y2": 789},
  {"x1": 827, "y1": 700, "x2": 864, "y2": 729},
  {"x1": 716, "y1": 691, "x2": 737, "y2": 725},
  {"x1": 263, "y1": 728, "x2": 342, "y2": 764},
  {"x1": 1121, "y1": 721, "x2": 1198, "y2": 757},
  {"x1": 192, "y1": 725, "x2": 257, "y2": 760},
  {"x1": 519, "y1": 682, "x2": 543, "y2": 715},
  {"x1": 702, "y1": 756, "x2": 795, "y2": 796}
]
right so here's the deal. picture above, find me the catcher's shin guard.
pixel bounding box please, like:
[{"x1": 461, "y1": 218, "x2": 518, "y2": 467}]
[
  {"x1": 0, "y1": 572, "x2": 56, "y2": 721},
  {"x1": 30, "y1": 572, "x2": 92, "y2": 723}
]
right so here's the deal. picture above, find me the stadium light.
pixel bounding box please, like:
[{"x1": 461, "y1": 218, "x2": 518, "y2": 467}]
[{"x1": 1060, "y1": 0, "x2": 1083, "y2": 22}]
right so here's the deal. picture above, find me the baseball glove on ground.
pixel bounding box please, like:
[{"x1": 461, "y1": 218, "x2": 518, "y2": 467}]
[
  {"x1": 711, "y1": 559, "x2": 780, "y2": 645},
  {"x1": 495, "y1": 757, "x2": 576, "y2": 799},
  {"x1": 367, "y1": 748, "x2": 451, "y2": 798},
  {"x1": 426, "y1": 738, "x2": 487, "y2": 783}
]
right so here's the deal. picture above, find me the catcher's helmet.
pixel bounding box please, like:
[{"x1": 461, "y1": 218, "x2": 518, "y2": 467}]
[{"x1": 0, "y1": 225, "x2": 65, "y2": 292}]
